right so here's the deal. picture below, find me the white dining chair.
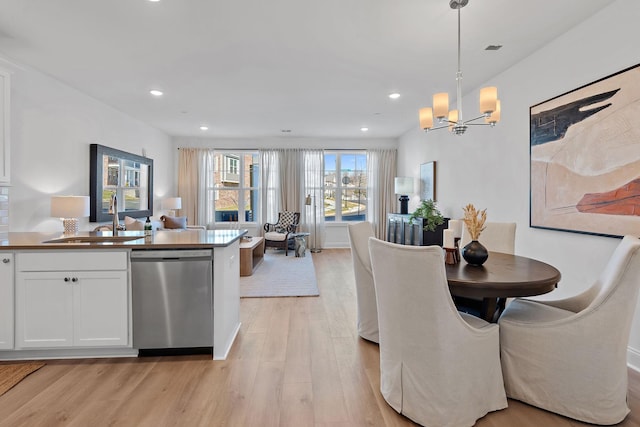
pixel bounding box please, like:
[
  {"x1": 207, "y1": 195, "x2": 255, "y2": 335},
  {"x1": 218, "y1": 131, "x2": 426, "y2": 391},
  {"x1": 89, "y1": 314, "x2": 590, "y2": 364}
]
[
  {"x1": 498, "y1": 235, "x2": 640, "y2": 425},
  {"x1": 347, "y1": 221, "x2": 378, "y2": 343},
  {"x1": 369, "y1": 237, "x2": 507, "y2": 427},
  {"x1": 459, "y1": 221, "x2": 516, "y2": 254}
]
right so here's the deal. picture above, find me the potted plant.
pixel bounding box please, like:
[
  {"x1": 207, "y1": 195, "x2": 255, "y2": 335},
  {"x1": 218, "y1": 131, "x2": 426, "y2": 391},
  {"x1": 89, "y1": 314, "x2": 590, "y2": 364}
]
[
  {"x1": 409, "y1": 199, "x2": 448, "y2": 246},
  {"x1": 409, "y1": 199, "x2": 445, "y2": 231}
]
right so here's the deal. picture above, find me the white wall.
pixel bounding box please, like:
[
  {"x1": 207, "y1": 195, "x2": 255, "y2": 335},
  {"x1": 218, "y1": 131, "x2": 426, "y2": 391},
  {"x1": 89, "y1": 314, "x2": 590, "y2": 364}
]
[
  {"x1": 1, "y1": 56, "x2": 174, "y2": 232},
  {"x1": 172, "y1": 136, "x2": 397, "y2": 246},
  {"x1": 397, "y1": 0, "x2": 640, "y2": 368}
]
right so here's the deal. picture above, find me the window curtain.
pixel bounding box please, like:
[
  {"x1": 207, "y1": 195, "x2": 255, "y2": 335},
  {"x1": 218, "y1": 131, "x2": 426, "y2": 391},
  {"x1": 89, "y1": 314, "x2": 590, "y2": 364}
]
[
  {"x1": 260, "y1": 148, "x2": 323, "y2": 247},
  {"x1": 178, "y1": 148, "x2": 215, "y2": 228},
  {"x1": 303, "y1": 149, "x2": 324, "y2": 250},
  {"x1": 260, "y1": 149, "x2": 280, "y2": 226},
  {"x1": 367, "y1": 148, "x2": 396, "y2": 239}
]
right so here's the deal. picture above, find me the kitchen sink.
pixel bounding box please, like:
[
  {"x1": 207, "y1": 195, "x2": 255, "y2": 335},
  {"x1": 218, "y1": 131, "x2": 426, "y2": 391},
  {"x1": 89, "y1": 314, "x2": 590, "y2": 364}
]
[{"x1": 43, "y1": 235, "x2": 144, "y2": 244}]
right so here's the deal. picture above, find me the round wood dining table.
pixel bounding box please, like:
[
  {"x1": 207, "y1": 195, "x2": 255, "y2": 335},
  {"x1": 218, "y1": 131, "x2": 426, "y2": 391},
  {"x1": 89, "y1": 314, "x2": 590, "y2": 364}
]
[{"x1": 445, "y1": 252, "x2": 561, "y2": 322}]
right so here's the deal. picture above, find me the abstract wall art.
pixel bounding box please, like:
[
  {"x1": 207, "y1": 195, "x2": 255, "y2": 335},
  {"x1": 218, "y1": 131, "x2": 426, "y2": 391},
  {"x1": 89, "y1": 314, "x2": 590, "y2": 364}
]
[{"x1": 530, "y1": 63, "x2": 640, "y2": 237}]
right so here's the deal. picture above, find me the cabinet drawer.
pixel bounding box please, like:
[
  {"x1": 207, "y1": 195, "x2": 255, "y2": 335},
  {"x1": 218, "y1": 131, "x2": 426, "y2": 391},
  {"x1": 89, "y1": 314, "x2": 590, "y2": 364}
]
[{"x1": 17, "y1": 251, "x2": 128, "y2": 272}]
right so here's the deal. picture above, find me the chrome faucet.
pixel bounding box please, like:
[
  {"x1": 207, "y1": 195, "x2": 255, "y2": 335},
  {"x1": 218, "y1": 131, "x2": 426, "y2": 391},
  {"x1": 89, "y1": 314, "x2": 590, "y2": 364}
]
[{"x1": 109, "y1": 193, "x2": 122, "y2": 235}]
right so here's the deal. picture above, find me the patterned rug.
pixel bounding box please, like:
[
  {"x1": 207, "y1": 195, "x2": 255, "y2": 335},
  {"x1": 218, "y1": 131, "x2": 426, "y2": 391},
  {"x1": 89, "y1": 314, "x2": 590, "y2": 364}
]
[
  {"x1": 0, "y1": 362, "x2": 45, "y2": 396},
  {"x1": 240, "y1": 251, "x2": 319, "y2": 297}
]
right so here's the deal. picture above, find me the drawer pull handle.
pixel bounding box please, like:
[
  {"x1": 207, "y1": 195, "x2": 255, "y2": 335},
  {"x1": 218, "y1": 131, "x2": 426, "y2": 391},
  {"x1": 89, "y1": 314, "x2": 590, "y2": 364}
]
[
  {"x1": 64, "y1": 277, "x2": 70, "y2": 282},
  {"x1": 2, "y1": 258, "x2": 9, "y2": 264},
  {"x1": 71, "y1": 277, "x2": 78, "y2": 283}
]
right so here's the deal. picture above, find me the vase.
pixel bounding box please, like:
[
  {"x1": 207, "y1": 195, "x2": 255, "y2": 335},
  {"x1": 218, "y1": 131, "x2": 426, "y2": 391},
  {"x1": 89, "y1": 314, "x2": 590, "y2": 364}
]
[{"x1": 462, "y1": 240, "x2": 488, "y2": 266}]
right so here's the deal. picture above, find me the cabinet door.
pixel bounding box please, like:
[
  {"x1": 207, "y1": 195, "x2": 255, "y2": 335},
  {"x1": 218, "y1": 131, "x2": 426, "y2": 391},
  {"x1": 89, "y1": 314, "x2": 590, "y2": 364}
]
[
  {"x1": 74, "y1": 270, "x2": 128, "y2": 347},
  {"x1": 0, "y1": 68, "x2": 9, "y2": 183},
  {"x1": 16, "y1": 271, "x2": 74, "y2": 348},
  {"x1": 0, "y1": 253, "x2": 14, "y2": 349}
]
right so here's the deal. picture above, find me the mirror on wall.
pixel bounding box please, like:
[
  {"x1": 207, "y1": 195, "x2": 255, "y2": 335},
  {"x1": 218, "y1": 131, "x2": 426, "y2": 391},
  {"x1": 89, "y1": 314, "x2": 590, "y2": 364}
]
[{"x1": 89, "y1": 144, "x2": 153, "y2": 222}]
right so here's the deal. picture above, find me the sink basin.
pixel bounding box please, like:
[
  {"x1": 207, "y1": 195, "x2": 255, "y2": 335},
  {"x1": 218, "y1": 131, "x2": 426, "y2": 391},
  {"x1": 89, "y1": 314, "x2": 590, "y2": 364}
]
[{"x1": 43, "y1": 235, "x2": 145, "y2": 244}]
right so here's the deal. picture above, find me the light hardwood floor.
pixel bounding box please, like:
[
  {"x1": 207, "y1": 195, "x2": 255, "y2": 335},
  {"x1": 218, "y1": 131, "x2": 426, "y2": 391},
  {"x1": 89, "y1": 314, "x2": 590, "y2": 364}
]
[{"x1": 1, "y1": 248, "x2": 639, "y2": 426}]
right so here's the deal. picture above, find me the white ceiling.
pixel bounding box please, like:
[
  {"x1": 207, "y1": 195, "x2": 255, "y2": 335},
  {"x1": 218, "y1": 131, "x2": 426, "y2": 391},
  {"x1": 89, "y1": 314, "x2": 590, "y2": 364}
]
[{"x1": 0, "y1": 0, "x2": 617, "y2": 139}]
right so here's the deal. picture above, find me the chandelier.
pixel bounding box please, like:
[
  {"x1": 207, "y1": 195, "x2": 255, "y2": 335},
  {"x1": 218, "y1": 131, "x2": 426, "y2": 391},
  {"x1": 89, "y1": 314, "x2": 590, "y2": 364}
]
[{"x1": 419, "y1": 0, "x2": 500, "y2": 135}]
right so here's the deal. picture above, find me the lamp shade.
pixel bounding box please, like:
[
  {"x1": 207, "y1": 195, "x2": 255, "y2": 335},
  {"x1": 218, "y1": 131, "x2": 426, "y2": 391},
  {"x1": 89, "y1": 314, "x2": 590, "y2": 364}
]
[
  {"x1": 479, "y1": 86, "x2": 498, "y2": 114},
  {"x1": 163, "y1": 197, "x2": 182, "y2": 210},
  {"x1": 419, "y1": 107, "x2": 434, "y2": 130},
  {"x1": 394, "y1": 177, "x2": 414, "y2": 195},
  {"x1": 485, "y1": 99, "x2": 501, "y2": 124},
  {"x1": 51, "y1": 196, "x2": 90, "y2": 218},
  {"x1": 433, "y1": 93, "x2": 449, "y2": 119}
]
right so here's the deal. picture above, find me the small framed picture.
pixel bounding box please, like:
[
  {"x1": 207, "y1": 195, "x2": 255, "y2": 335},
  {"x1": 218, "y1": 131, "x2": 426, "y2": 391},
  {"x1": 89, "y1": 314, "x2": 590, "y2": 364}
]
[{"x1": 420, "y1": 161, "x2": 436, "y2": 201}]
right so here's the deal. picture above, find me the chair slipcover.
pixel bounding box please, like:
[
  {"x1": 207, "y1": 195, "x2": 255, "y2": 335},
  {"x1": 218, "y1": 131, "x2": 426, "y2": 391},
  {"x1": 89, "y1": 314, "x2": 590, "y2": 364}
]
[
  {"x1": 347, "y1": 222, "x2": 378, "y2": 343},
  {"x1": 460, "y1": 221, "x2": 516, "y2": 254},
  {"x1": 498, "y1": 235, "x2": 640, "y2": 425},
  {"x1": 368, "y1": 237, "x2": 507, "y2": 427}
]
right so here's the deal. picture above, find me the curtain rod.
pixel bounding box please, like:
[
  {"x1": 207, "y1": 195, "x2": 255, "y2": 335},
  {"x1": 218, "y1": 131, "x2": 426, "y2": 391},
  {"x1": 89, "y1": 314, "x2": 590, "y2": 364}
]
[{"x1": 177, "y1": 147, "x2": 374, "y2": 151}]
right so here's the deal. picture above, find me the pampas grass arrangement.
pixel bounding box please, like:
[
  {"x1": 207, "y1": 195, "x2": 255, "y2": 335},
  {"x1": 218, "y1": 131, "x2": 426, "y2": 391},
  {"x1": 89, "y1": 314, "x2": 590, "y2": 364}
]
[{"x1": 462, "y1": 204, "x2": 487, "y2": 240}]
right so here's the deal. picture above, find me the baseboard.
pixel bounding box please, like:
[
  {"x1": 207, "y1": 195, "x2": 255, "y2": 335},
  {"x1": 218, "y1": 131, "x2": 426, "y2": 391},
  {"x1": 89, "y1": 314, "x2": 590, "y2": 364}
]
[{"x1": 628, "y1": 346, "x2": 640, "y2": 372}]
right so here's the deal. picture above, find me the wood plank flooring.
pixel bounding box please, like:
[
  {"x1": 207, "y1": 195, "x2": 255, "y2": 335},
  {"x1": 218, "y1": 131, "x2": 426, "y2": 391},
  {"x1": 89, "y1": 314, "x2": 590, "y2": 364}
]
[{"x1": 1, "y1": 248, "x2": 639, "y2": 426}]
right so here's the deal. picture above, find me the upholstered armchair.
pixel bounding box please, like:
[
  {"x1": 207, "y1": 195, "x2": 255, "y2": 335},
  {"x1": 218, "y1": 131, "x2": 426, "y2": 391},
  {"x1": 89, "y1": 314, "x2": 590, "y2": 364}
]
[
  {"x1": 498, "y1": 235, "x2": 640, "y2": 425},
  {"x1": 263, "y1": 211, "x2": 300, "y2": 256},
  {"x1": 347, "y1": 221, "x2": 378, "y2": 343},
  {"x1": 368, "y1": 237, "x2": 507, "y2": 426}
]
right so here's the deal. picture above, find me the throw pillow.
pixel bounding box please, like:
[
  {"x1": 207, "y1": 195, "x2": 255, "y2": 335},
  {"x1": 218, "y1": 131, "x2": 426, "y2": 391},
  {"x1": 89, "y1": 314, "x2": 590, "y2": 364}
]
[
  {"x1": 124, "y1": 216, "x2": 144, "y2": 231},
  {"x1": 161, "y1": 215, "x2": 187, "y2": 229}
]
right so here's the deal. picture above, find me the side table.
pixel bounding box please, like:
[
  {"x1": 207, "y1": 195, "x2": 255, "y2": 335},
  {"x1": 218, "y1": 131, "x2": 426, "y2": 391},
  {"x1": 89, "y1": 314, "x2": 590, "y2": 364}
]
[{"x1": 290, "y1": 232, "x2": 310, "y2": 257}]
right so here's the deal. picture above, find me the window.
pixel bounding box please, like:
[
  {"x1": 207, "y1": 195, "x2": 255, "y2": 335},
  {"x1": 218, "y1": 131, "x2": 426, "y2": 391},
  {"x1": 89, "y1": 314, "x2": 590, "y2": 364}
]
[
  {"x1": 209, "y1": 151, "x2": 259, "y2": 223},
  {"x1": 324, "y1": 152, "x2": 367, "y2": 222}
]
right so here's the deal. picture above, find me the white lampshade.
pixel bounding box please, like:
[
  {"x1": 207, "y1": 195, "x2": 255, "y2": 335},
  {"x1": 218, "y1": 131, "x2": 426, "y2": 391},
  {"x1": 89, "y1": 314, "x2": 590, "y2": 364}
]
[
  {"x1": 51, "y1": 196, "x2": 90, "y2": 234},
  {"x1": 51, "y1": 196, "x2": 90, "y2": 218},
  {"x1": 419, "y1": 107, "x2": 434, "y2": 130},
  {"x1": 394, "y1": 177, "x2": 414, "y2": 195},
  {"x1": 485, "y1": 99, "x2": 501, "y2": 124},
  {"x1": 479, "y1": 86, "x2": 498, "y2": 114},
  {"x1": 433, "y1": 93, "x2": 449, "y2": 119},
  {"x1": 448, "y1": 109, "x2": 459, "y2": 132},
  {"x1": 163, "y1": 197, "x2": 182, "y2": 210}
]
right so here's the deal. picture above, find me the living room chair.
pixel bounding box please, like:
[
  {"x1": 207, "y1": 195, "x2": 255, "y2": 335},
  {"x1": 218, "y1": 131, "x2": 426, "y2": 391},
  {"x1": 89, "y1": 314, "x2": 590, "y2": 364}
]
[
  {"x1": 347, "y1": 221, "x2": 378, "y2": 343},
  {"x1": 498, "y1": 235, "x2": 640, "y2": 425},
  {"x1": 368, "y1": 237, "x2": 507, "y2": 427},
  {"x1": 263, "y1": 211, "x2": 300, "y2": 256}
]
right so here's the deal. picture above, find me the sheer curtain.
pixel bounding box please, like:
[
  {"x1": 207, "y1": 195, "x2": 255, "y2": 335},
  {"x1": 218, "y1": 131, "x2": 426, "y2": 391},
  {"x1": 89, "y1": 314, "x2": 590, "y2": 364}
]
[
  {"x1": 260, "y1": 149, "x2": 280, "y2": 225},
  {"x1": 303, "y1": 150, "x2": 324, "y2": 250},
  {"x1": 178, "y1": 148, "x2": 214, "y2": 228},
  {"x1": 367, "y1": 149, "x2": 396, "y2": 239}
]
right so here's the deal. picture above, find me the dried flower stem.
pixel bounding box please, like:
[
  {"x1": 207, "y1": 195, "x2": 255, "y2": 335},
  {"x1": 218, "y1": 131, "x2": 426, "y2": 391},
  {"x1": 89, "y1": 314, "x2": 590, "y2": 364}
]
[{"x1": 462, "y1": 204, "x2": 487, "y2": 241}]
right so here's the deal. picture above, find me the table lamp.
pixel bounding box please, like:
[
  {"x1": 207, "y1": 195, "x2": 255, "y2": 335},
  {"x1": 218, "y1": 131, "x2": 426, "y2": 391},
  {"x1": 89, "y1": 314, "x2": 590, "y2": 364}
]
[
  {"x1": 51, "y1": 195, "x2": 90, "y2": 234},
  {"x1": 394, "y1": 177, "x2": 414, "y2": 214},
  {"x1": 163, "y1": 197, "x2": 182, "y2": 217}
]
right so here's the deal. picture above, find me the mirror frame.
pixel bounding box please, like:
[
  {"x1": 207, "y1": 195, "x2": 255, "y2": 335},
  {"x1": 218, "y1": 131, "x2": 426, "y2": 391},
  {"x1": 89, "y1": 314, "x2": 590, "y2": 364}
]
[{"x1": 89, "y1": 144, "x2": 154, "y2": 222}]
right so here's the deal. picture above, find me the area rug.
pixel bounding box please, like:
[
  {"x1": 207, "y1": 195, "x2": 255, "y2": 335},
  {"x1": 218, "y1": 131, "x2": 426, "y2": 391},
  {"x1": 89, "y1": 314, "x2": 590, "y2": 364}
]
[
  {"x1": 240, "y1": 252, "x2": 319, "y2": 297},
  {"x1": 0, "y1": 362, "x2": 45, "y2": 396}
]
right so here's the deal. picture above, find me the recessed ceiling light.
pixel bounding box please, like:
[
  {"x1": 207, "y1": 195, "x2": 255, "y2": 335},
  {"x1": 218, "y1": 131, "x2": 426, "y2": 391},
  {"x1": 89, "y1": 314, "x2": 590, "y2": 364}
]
[
  {"x1": 389, "y1": 93, "x2": 401, "y2": 99},
  {"x1": 148, "y1": 0, "x2": 161, "y2": 2},
  {"x1": 200, "y1": 126, "x2": 209, "y2": 131},
  {"x1": 281, "y1": 129, "x2": 292, "y2": 133},
  {"x1": 149, "y1": 89, "x2": 163, "y2": 97},
  {"x1": 361, "y1": 127, "x2": 369, "y2": 132}
]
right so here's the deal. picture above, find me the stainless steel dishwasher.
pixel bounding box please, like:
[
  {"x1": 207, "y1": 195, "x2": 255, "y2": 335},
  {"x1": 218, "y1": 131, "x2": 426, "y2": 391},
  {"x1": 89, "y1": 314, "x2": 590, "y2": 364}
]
[{"x1": 131, "y1": 249, "x2": 213, "y2": 352}]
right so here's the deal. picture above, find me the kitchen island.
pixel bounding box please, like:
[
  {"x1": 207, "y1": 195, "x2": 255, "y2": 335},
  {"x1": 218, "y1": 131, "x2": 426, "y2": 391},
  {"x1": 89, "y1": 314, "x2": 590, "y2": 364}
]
[{"x1": 0, "y1": 229, "x2": 245, "y2": 361}]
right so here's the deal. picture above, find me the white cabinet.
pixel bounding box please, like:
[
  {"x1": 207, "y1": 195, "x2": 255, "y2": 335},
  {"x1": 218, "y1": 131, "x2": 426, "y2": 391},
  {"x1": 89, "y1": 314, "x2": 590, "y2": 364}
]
[
  {"x1": 15, "y1": 251, "x2": 129, "y2": 349},
  {"x1": 0, "y1": 253, "x2": 14, "y2": 349}
]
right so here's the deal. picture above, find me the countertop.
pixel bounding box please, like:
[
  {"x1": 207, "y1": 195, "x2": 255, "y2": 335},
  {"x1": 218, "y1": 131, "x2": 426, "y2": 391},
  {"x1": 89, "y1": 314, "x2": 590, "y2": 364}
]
[{"x1": 0, "y1": 229, "x2": 247, "y2": 250}]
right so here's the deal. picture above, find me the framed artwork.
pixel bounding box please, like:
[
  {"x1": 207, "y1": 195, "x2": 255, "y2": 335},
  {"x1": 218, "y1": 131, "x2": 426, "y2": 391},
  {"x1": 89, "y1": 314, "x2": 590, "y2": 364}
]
[
  {"x1": 530, "y1": 63, "x2": 640, "y2": 238},
  {"x1": 420, "y1": 161, "x2": 436, "y2": 201}
]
